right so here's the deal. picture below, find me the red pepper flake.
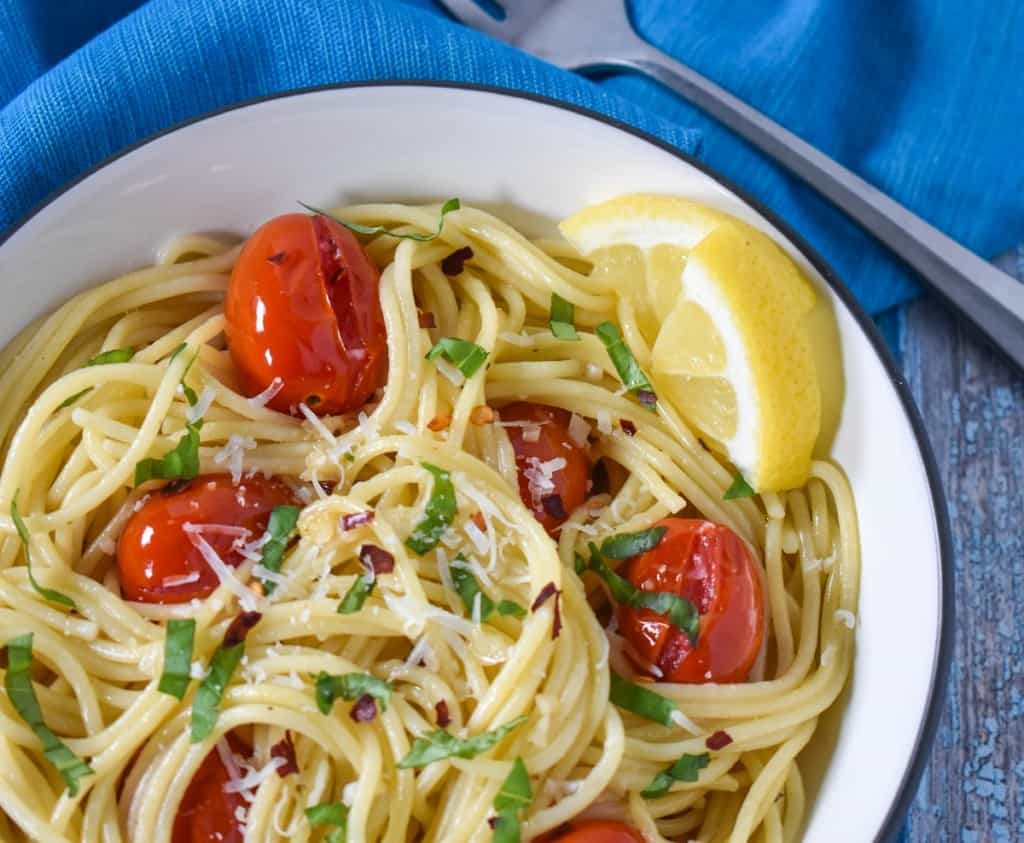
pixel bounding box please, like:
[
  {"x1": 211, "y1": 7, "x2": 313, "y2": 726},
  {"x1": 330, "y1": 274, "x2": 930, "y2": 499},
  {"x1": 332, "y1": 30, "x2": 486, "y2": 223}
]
[
  {"x1": 418, "y1": 311, "x2": 437, "y2": 329},
  {"x1": 314, "y1": 479, "x2": 337, "y2": 496},
  {"x1": 270, "y1": 731, "x2": 299, "y2": 777},
  {"x1": 470, "y1": 405, "x2": 496, "y2": 425},
  {"x1": 266, "y1": 251, "x2": 286, "y2": 265},
  {"x1": 541, "y1": 494, "x2": 567, "y2": 521},
  {"x1": 706, "y1": 730, "x2": 734, "y2": 750},
  {"x1": 531, "y1": 581, "x2": 558, "y2": 612},
  {"x1": 350, "y1": 694, "x2": 377, "y2": 723},
  {"x1": 427, "y1": 414, "x2": 451, "y2": 432},
  {"x1": 435, "y1": 699, "x2": 451, "y2": 727},
  {"x1": 636, "y1": 389, "x2": 657, "y2": 407},
  {"x1": 552, "y1": 591, "x2": 563, "y2": 640},
  {"x1": 620, "y1": 419, "x2": 637, "y2": 437},
  {"x1": 471, "y1": 512, "x2": 487, "y2": 532},
  {"x1": 359, "y1": 544, "x2": 395, "y2": 575},
  {"x1": 487, "y1": 817, "x2": 498, "y2": 830},
  {"x1": 341, "y1": 511, "x2": 375, "y2": 531},
  {"x1": 223, "y1": 611, "x2": 262, "y2": 647},
  {"x1": 441, "y1": 246, "x2": 474, "y2": 276}
]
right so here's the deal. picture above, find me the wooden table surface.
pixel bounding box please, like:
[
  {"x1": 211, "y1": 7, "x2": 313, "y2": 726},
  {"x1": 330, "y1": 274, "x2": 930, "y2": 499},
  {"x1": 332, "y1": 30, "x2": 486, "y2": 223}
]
[{"x1": 891, "y1": 297, "x2": 1023, "y2": 841}]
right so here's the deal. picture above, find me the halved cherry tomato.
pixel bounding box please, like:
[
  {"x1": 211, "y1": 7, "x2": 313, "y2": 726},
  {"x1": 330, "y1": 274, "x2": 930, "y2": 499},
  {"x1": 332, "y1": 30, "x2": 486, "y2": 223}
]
[
  {"x1": 171, "y1": 732, "x2": 249, "y2": 843},
  {"x1": 225, "y1": 213, "x2": 388, "y2": 415},
  {"x1": 542, "y1": 820, "x2": 646, "y2": 843},
  {"x1": 117, "y1": 474, "x2": 296, "y2": 604},
  {"x1": 617, "y1": 517, "x2": 764, "y2": 684},
  {"x1": 501, "y1": 402, "x2": 592, "y2": 534}
]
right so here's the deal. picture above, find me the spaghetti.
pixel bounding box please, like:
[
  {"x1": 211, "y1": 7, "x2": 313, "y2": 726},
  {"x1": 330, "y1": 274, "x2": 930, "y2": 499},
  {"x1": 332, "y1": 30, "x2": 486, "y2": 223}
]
[{"x1": 0, "y1": 201, "x2": 859, "y2": 843}]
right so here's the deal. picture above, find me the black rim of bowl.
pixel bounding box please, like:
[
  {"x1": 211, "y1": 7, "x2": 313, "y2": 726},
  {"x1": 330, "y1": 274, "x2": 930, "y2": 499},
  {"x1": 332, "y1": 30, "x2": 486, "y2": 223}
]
[{"x1": 0, "y1": 79, "x2": 953, "y2": 843}]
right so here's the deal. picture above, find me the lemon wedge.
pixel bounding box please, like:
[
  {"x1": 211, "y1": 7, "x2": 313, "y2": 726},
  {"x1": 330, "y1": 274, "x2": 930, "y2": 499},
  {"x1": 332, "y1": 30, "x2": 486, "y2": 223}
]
[{"x1": 560, "y1": 194, "x2": 821, "y2": 492}]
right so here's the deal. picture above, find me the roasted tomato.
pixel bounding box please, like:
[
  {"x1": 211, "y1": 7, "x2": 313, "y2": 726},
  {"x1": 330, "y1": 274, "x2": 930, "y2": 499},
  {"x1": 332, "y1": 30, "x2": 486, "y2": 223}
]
[
  {"x1": 117, "y1": 474, "x2": 296, "y2": 604},
  {"x1": 225, "y1": 212, "x2": 388, "y2": 415},
  {"x1": 617, "y1": 517, "x2": 764, "y2": 684},
  {"x1": 542, "y1": 820, "x2": 646, "y2": 843},
  {"x1": 171, "y1": 732, "x2": 249, "y2": 843},
  {"x1": 501, "y1": 402, "x2": 592, "y2": 534}
]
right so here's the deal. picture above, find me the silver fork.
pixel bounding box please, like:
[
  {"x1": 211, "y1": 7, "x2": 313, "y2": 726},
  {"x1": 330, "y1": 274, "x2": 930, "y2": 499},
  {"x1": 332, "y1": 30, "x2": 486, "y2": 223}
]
[{"x1": 438, "y1": 0, "x2": 1024, "y2": 370}]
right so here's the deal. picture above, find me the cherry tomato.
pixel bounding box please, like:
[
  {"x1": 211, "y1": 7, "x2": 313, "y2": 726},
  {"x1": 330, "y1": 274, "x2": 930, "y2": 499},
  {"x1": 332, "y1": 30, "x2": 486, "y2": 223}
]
[
  {"x1": 501, "y1": 402, "x2": 592, "y2": 534},
  {"x1": 171, "y1": 732, "x2": 249, "y2": 843},
  {"x1": 617, "y1": 518, "x2": 764, "y2": 684},
  {"x1": 225, "y1": 212, "x2": 388, "y2": 415},
  {"x1": 117, "y1": 474, "x2": 296, "y2": 604},
  {"x1": 542, "y1": 820, "x2": 646, "y2": 843}
]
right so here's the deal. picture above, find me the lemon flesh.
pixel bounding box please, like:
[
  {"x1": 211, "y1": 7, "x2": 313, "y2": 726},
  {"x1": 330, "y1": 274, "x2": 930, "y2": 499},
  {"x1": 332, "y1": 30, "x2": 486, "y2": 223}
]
[{"x1": 560, "y1": 195, "x2": 821, "y2": 492}]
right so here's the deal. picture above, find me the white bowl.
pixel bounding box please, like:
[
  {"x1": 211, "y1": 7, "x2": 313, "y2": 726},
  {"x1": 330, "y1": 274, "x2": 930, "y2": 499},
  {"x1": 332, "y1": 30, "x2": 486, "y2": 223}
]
[{"x1": 0, "y1": 83, "x2": 951, "y2": 842}]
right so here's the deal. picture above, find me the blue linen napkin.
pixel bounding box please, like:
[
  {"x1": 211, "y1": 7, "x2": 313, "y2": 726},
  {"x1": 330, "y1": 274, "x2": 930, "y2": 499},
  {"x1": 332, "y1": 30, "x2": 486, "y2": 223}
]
[{"x1": 2, "y1": 1, "x2": 1022, "y2": 317}]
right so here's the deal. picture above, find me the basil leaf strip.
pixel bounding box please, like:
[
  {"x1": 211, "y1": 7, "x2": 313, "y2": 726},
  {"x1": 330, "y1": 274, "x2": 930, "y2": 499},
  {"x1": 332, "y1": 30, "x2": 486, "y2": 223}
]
[
  {"x1": 190, "y1": 642, "x2": 245, "y2": 742},
  {"x1": 549, "y1": 293, "x2": 579, "y2": 341},
  {"x1": 158, "y1": 619, "x2": 196, "y2": 700},
  {"x1": 405, "y1": 463, "x2": 457, "y2": 554},
  {"x1": 134, "y1": 420, "x2": 203, "y2": 486},
  {"x1": 600, "y1": 527, "x2": 667, "y2": 559},
  {"x1": 4, "y1": 633, "x2": 95, "y2": 796},
  {"x1": 397, "y1": 715, "x2": 528, "y2": 769},
  {"x1": 451, "y1": 561, "x2": 525, "y2": 622},
  {"x1": 11, "y1": 494, "x2": 76, "y2": 608},
  {"x1": 609, "y1": 672, "x2": 677, "y2": 727},
  {"x1": 57, "y1": 348, "x2": 135, "y2": 408},
  {"x1": 315, "y1": 672, "x2": 393, "y2": 715},
  {"x1": 595, "y1": 321, "x2": 656, "y2": 408},
  {"x1": 259, "y1": 505, "x2": 302, "y2": 594},
  {"x1": 589, "y1": 543, "x2": 699, "y2": 645},
  {"x1": 337, "y1": 573, "x2": 375, "y2": 614},
  {"x1": 497, "y1": 599, "x2": 527, "y2": 618},
  {"x1": 492, "y1": 757, "x2": 533, "y2": 843},
  {"x1": 305, "y1": 802, "x2": 348, "y2": 843},
  {"x1": 723, "y1": 473, "x2": 756, "y2": 500},
  {"x1": 642, "y1": 752, "x2": 710, "y2": 798},
  {"x1": 425, "y1": 337, "x2": 489, "y2": 378},
  {"x1": 301, "y1": 197, "x2": 460, "y2": 242}
]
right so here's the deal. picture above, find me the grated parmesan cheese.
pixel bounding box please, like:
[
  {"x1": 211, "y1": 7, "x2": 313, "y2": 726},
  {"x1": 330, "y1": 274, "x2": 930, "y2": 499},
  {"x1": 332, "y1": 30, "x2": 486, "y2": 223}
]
[
  {"x1": 214, "y1": 434, "x2": 257, "y2": 483},
  {"x1": 183, "y1": 526, "x2": 259, "y2": 611},
  {"x1": 669, "y1": 709, "x2": 702, "y2": 734},
  {"x1": 224, "y1": 757, "x2": 286, "y2": 796},
  {"x1": 248, "y1": 377, "x2": 283, "y2": 409},
  {"x1": 186, "y1": 386, "x2": 216, "y2": 423},
  {"x1": 393, "y1": 420, "x2": 417, "y2": 436},
  {"x1": 596, "y1": 410, "x2": 612, "y2": 434},
  {"x1": 464, "y1": 519, "x2": 490, "y2": 556},
  {"x1": 523, "y1": 456, "x2": 566, "y2": 507},
  {"x1": 342, "y1": 782, "x2": 359, "y2": 807},
  {"x1": 432, "y1": 356, "x2": 466, "y2": 386},
  {"x1": 162, "y1": 571, "x2": 201, "y2": 588},
  {"x1": 567, "y1": 413, "x2": 591, "y2": 448}
]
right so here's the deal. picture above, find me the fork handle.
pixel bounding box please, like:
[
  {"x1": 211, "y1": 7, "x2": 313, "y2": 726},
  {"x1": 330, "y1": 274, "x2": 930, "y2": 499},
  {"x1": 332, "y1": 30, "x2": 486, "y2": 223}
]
[{"x1": 617, "y1": 43, "x2": 1024, "y2": 369}]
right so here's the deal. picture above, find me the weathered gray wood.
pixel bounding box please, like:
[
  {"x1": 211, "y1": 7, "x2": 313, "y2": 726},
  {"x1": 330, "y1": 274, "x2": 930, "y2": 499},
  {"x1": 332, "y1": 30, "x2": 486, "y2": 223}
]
[{"x1": 899, "y1": 297, "x2": 1024, "y2": 841}]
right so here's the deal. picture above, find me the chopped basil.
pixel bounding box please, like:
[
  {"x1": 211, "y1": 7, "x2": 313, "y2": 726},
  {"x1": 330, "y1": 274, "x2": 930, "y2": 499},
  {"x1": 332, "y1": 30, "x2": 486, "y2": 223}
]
[
  {"x1": 426, "y1": 337, "x2": 489, "y2": 378},
  {"x1": 315, "y1": 672, "x2": 393, "y2": 715},
  {"x1": 158, "y1": 619, "x2": 196, "y2": 700},
  {"x1": 259, "y1": 505, "x2": 302, "y2": 594},
  {"x1": 58, "y1": 348, "x2": 135, "y2": 408},
  {"x1": 589, "y1": 543, "x2": 698, "y2": 645},
  {"x1": 397, "y1": 715, "x2": 528, "y2": 769},
  {"x1": 134, "y1": 420, "x2": 203, "y2": 486},
  {"x1": 641, "y1": 752, "x2": 710, "y2": 798},
  {"x1": 724, "y1": 473, "x2": 756, "y2": 500},
  {"x1": 450, "y1": 561, "x2": 525, "y2": 622},
  {"x1": 573, "y1": 553, "x2": 587, "y2": 576},
  {"x1": 596, "y1": 321, "x2": 657, "y2": 408},
  {"x1": 405, "y1": 462, "x2": 456, "y2": 555},
  {"x1": 190, "y1": 641, "x2": 247, "y2": 742},
  {"x1": 600, "y1": 527, "x2": 667, "y2": 559},
  {"x1": 337, "y1": 573, "x2": 375, "y2": 614},
  {"x1": 11, "y1": 494, "x2": 76, "y2": 608},
  {"x1": 609, "y1": 672, "x2": 677, "y2": 727},
  {"x1": 305, "y1": 802, "x2": 348, "y2": 843},
  {"x1": 302, "y1": 198, "x2": 460, "y2": 242},
  {"x1": 4, "y1": 633, "x2": 94, "y2": 796},
  {"x1": 549, "y1": 293, "x2": 579, "y2": 341},
  {"x1": 492, "y1": 757, "x2": 533, "y2": 843}
]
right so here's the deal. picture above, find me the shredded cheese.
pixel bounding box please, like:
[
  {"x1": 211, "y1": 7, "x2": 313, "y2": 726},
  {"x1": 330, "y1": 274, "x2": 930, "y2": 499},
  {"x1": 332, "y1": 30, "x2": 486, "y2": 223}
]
[
  {"x1": 248, "y1": 377, "x2": 284, "y2": 409},
  {"x1": 214, "y1": 434, "x2": 257, "y2": 483}
]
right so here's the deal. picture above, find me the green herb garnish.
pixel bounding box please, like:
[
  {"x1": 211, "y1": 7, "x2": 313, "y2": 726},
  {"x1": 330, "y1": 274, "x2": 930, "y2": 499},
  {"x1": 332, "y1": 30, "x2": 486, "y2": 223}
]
[
  {"x1": 190, "y1": 636, "x2": 249, "y2": 742},
  {"x1": 301, "y1": 198, "x2": 460, "y2": 242},
  {"x1": 642, "y1": 752, "x2": 710, "y2": 798},
  {"x1": 549, "y1": 293, "x2": 579, "y2": 341},
  {"x1": 723, "y1": 473, "x2": 756, "y2": 500},
  {"x1": 491, "y1": 757, "x2": 533, "y2": 843},
  {"x1": 596, "y1": 321, "x2": 656, "y2": 408},
  {"x1": 315, "y1": 672, "x2": 393, "y2": 715},
  {"x1": 57, "y1": 348, "x2": 135, "y2": 409},
  {"x1": 337, "y1": 573, "x2": 375, "y2": 614},
  {"x1": 397, "y1": 715, "x2": 528, "y2": 769},
  {"x1": 426, "y1": 337, "x2": 489, "y2": 378},
  {"x1": 609, "y1": 672, "x2": 678, "y2": 727},
  {"x1": 11, "y1": 494, "x2": 76, "y2": 608},
  {"x1": 158, "y1": 619, "x2": 196, "y2": 700},
  {"x1": 134, "y1": 421, "x2": 203, "y2": 486},
  {"x1": 305, "y1": 802, "x2": 348, "y2": 843},
  {"x1": 450, "y1": 560, "x2": 525, "y2": 622},
  {"x1": 4, "y1": 633, "x2": 94, "y2": 795},
  {"x1": 258, "y1": 505, "x2": 301, "y2": 594},
  {"x1": 600, "y1": 527, "x2": 667, "y2": 559},
  {"x1": 405, "y1": 462, "x2": 457, "y2": 555}
]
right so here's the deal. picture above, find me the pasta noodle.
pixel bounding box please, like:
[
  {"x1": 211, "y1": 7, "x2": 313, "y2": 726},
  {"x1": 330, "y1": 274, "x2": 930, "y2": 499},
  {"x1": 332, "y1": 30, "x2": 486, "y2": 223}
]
[{"x1": 0, "y1": 201, "x2": 859, "y2": 843}]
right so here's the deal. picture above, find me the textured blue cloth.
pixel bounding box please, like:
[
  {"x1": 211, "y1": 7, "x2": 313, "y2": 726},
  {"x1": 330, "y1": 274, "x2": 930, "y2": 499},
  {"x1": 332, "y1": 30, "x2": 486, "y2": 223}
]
[{"x1": 1, "y1": 1, "x2": 1022, "y2": 315}]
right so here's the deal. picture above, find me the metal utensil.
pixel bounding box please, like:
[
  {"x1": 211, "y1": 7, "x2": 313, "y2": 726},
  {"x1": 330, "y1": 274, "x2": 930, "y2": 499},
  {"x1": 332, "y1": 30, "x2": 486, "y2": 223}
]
[{"x1": 439, "y1": 0, "x2": 1024, "y2": 370}]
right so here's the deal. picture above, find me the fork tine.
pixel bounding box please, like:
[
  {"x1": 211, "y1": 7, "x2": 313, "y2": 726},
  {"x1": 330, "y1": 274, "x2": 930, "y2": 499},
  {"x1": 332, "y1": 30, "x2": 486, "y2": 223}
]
[{"x1": 435, "y1": 0, "x2": 515, "y2": 42}]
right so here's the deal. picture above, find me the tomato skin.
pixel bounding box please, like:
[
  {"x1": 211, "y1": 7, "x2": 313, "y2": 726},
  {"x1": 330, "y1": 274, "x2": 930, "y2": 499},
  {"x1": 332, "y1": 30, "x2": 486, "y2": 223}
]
[
  {"x1": 171, "y1": 733, "x2": 249, "y2": 843},
  {"x1": 501, "y1": 402, "x2": 592, "y2": 534},
  {"x1": 542, "y1": 820, "x2": 646, "y2": 843},
  {"x1": 225, "y1": 213, "x2": 387, "y2": 415},
  {"x1": 117, "y1": 474, "x2": 296, "y2": 604},
  {"x1": 617, "y1": 518, "x2": 764, "y2": 684}
]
